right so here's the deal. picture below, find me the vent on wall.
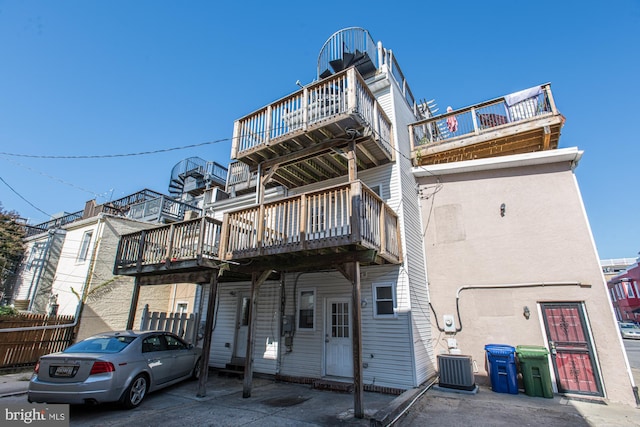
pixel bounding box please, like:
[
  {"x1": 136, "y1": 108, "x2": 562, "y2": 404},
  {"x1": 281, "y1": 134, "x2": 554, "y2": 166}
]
[{"x1": 437, "y1": 354, "x2": 476, "y2": 391}]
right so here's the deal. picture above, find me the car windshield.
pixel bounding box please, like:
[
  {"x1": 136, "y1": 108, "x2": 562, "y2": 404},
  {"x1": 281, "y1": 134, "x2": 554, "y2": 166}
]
[
  {"x1": 620, "y1": 324, "x2": 639, "y2": 330},
  {"x1": 63, "y1": 336, "x2": 136, "y2": 353}
]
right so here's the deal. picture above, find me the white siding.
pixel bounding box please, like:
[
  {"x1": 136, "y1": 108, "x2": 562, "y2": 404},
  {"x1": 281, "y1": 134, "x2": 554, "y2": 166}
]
[
  {"x1": 208, "y1": 282, "x2": 246, "y2": 368},
  {"x1": 13, "y1": 238, "x2": 45, "y2": 301},
  {"x1": 13, "y1": 230, "x2": 65, "y2": 312},
  {"x1": 278, "y1": 268, "x2": 416, "y2": 389},
  {"x1": 375, "y1": 71, "x2": 435, "y2": 385},
  {"x1": 207, "y1": 281, "x2": 279, "y2": 375},
  {"x1": 52, "y1": 223, "x2": 99, "y2": 315}
]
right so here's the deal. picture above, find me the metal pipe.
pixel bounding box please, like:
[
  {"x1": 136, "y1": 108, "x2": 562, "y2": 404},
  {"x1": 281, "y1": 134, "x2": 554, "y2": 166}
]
[{"x1": 453, "y1": 282, "x2": 587, "y2": 332}]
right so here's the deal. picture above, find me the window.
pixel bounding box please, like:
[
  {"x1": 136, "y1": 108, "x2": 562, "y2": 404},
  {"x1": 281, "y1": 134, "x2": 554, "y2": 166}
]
[
  {"x1": 368, "y1": 183, "x2": 382, "y2": 197},
  {"x1": 142, "y1": 335, "x2": 165, "y2": 352},
  {"x1": 634, "y1": 281, "x2": 640, "y2": 300},
  {"x1": 176, "y1": 302, "x2": 188, "y2": 314},
  {"x1": 610, "y1": 288, "x2": 616, "y2": 302},
  {"x1": 298, "y1": 289, "x2": 315, "y2": 330},
  {"x1": 76, "y1": 231, "x2": 93, "y2": 262},
  {"x1": 163, "y1": 334, "x2": 187, "y2": 350},
  {"x1": 626, "y1": 282, "x2": 635, "y2": 298},
  {"x1": 26, "y1": 242, "x2": 47, "y2": 271},
  {"x1": 373, "y1": 282, "x2": 396, "y2": 317}
]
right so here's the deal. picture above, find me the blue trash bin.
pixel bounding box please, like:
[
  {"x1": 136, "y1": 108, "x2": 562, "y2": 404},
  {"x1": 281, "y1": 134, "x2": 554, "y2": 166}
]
[{"x1": 484, "y1": 344, "x2": 518, "y2": 394}]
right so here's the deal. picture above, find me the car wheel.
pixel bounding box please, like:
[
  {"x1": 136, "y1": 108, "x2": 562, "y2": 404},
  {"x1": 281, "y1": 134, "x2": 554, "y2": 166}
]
[
  {"x1": 191, "y1": 358, "x2": 201, "y2": 381},
  {"x1": 120, "y1": 374, "x2": 148, "y2": 409}
]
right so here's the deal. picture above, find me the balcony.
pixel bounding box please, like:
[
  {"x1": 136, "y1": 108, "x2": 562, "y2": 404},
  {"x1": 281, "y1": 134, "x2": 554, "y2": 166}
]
[
  {"x1": 231, "y1": 67, "x2": 393, "y2": 189},
  {"x1": 114, "y1": 216, "x2": 223, "y2": 277},
  {"x1": 24, "y1": 190, "x2": 200, "y2": 238},
  {"x1": 219, "y1": 181, "x2": 401, "y2": 267},
  {"x1": 114, "y1": 181, "x2": 401, "y2": 279},
  {"x1": 409, "y1": 84, "x2": 565, "y2": 165}
]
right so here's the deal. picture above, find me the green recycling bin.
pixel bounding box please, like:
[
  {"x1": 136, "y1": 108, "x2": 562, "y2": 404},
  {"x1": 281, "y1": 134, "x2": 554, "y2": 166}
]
[{"x1": 516, "y1": 345, "x2": 553, "y2": 398}]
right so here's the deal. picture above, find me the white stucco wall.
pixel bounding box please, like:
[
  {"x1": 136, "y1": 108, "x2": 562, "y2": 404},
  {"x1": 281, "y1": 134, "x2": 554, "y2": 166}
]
[{"x1": 414, "y1": 149, "x2": 636, "y2": 406}]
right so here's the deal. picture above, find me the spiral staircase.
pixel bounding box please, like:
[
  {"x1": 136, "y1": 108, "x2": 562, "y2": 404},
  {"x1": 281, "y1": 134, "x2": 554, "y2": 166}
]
[{"x1": 168, "y1": 157, "x2": 228, "y2": 198}]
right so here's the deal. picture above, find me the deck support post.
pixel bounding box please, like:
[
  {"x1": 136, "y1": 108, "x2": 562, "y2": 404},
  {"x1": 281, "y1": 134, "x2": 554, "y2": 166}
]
[
  {"x1": 338, "y1": 261, "x2": 364, "y2": 419},
  {"x1": 126, "y1": 276, "x2": 141, "y2": 330},
  {"x1": 197, "y1": 272, "x2": 218, "y2": 397},
  {"x1": 243, "y1": 269, "x2": 272, "y2": 398}
]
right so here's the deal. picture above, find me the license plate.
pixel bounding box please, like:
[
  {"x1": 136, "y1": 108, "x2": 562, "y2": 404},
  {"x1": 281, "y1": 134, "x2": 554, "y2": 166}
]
[{"x1": 54, "y1": 366, "x2": 75, "y2": 377}]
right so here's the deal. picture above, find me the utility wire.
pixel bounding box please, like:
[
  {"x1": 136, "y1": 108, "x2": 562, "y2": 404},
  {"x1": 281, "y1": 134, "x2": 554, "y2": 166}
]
[
  {"x1": 0, "y1": 176, "x2": 51, "y2": 217},
  {"x1": 0, "y1": 137, "x2": 230, "y2": 159},
  {"x1": 0, "y1": 156, "x2": 98, "y2": 196}
]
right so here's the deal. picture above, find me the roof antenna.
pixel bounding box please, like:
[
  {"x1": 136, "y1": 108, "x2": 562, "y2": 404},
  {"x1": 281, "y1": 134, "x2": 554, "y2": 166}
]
[{"x1": 295, "y1": 80, "x2": 303, "y2": 88}]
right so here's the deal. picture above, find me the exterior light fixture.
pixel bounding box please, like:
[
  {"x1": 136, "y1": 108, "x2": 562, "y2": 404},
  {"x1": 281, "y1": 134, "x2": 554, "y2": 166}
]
[{"x1": 523, "y1": 306, "x2": 531, "y2": 319}]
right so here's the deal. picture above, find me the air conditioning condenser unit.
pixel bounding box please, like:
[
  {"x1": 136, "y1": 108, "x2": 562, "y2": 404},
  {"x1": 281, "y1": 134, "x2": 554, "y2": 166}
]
[{"x1": 437, "y1": 354, "x2": 476, "y2": 391}]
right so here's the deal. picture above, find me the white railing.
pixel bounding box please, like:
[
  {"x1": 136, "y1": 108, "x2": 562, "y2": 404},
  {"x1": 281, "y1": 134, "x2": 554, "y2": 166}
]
[
  {"x1": 115, "y1": 217, "x2": 223, "y2": 270},
  {"x1": 231, "y1": 68, "x2": 392, "y2": 160},
  {"x1": 139, "y1": 304, "x2": 198, "y2": 344},
  {"x1": 221, "y1": 181, "x2": 401, "y2": 263},
  {"x1": 410, "y1": 84, "x2": 557, "y2": 150}
]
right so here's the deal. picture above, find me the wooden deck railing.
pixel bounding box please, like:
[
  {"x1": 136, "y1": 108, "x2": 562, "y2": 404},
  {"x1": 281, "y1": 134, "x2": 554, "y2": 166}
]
[
  {"x1": 231, "y1": 67, "x2": 392, "y2": 160},
  {"x1": 115, "y1": 182, "x2": 402, "y2": 271},
  {"x1": 409, "y1": 83, "x2": 558, "y2": 151},
  {"x1": 115, "y1": 217, "x2": 223, "y2": 271},
  {"x1": 220, "y1": 181, "x2": 401, "y2": 263}
]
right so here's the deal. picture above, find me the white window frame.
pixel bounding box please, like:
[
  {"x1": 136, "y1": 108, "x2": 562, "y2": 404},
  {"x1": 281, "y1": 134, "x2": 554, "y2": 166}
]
[
  {"x1": 297, "y1": 288, "x2": 316, "y2": 331},
  {"x1": 372, "y1": 282, "x2": 397, "y2": 318},
  {"x1": 634, "y1": 281, "x2": 640, "y2": 300},
  {"x1": 175, "y1": 302, "x2": 188, "y2": 314},
  {"x1": 610, "y1": 288, "x2": 616, "y2": 302},
  {"x1": 76, "y1": 231, "x2": 93, "y2": 263},
  {"x1": 626, "y1": 282, "x2": 635, "y2": 298}
]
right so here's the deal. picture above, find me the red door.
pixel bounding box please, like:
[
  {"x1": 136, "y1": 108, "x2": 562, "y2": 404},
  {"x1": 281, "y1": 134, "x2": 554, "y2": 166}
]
[{"x1": 541, "y1": 303, "x2": 603, "y2": 396}]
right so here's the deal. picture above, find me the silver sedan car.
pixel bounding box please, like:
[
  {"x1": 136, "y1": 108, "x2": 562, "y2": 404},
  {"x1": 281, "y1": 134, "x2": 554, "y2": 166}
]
[{"x1": 28, "y1": 330, "x2": 202, "y2": 408}]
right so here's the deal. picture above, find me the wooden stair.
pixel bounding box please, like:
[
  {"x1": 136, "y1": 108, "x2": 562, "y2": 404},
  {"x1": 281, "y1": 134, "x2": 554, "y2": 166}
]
[{"x1": 217, "y1": 359, "x2": 245, "y2": 378}]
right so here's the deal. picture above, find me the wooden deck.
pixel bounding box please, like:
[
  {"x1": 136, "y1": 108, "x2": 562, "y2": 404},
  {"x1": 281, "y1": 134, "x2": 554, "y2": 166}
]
[
  {"x1": 114, "y1": 181, "x2": 401, "y2": 279},
  {"x1": 220, "y1": 180, "x2": 401, "y2": 268},
  {"x1": 114, "y1": 216, "x2": 223, "y2": 278},
  {"x1": 230, "y1": 67, "x2": 394, "y2": 189},
  {"x1": 409, "y1": 83, "x2": 564, "y2": 166}
]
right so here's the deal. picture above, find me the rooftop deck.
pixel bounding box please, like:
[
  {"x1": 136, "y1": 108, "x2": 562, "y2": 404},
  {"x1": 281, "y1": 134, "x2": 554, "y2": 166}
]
[
  {"x1": 231, "y1": 67, "x2": 393, "y2": 189},
  {"x1": 409, "y1": 84, "x2": 564, "y2": 165},
  {"x1": 24, "y1": 189, "x2": 200, "y2": 237}
]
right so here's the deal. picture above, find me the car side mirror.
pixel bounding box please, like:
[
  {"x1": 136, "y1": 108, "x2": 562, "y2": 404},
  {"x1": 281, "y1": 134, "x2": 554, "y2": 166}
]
[{"x1": 188, "y1": 343, "x2": 194, "y2": 350}]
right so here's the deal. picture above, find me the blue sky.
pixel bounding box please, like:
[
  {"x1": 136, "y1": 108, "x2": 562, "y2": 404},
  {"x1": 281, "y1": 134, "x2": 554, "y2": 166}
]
[{"x1": 0, "y1": 1, "x2": 638, "y2": 260}]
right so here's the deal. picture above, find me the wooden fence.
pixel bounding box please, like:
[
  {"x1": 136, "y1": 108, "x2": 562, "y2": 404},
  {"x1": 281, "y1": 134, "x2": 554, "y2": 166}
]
[
  {"x1": 139, "y1": 304, "x2": 199, "y2": 344},
  {"x1": 0, "y1": 313, "x2": 76, "y2": 369}
]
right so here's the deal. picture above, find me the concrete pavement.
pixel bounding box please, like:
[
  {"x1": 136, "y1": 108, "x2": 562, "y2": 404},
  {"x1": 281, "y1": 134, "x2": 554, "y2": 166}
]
[{"x1": 1, "y1": 368, "x2": 639, "y2": 426}]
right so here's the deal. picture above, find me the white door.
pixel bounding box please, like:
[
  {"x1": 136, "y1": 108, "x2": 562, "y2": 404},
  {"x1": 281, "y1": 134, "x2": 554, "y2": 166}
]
[
  {"x1": 325, "y1": 298, "x2": 353, "y2": 377},
  {"x1": 233, "y1": 295, "x2": 250, "y2": 360}
]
